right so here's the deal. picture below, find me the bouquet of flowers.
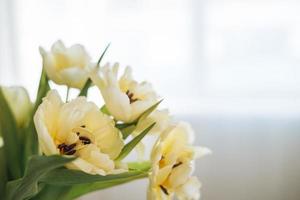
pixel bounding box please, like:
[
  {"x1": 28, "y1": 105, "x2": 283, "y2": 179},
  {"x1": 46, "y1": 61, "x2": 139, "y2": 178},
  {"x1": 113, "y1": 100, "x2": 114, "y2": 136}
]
[{"x1": 0, "y1": 41, "x2": 210, "y2": 200}]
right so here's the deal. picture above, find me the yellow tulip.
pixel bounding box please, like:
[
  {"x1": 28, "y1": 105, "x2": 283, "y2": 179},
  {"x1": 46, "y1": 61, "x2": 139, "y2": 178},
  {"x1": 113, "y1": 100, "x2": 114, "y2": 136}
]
[
  {"x1": 90, "y1": 63, "x2": 158, "y2": 123},
  {"x1": 148, "y1": 122, "x2": 211, "y2": 200},
  {"x1": 34, "y1": 90, "x2": 126, "y2": 175},
  {"x1": 39, "y1": 40, "x2": 92, "y2": 89}
]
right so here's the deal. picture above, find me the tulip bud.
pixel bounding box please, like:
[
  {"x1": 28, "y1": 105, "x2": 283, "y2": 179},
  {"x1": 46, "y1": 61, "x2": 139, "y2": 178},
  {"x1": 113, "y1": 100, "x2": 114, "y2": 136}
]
[
  {"x1": 2, "y1": 86, "x2": 33, "y2": 127},
  {"x1": 39, "y1": 40, "x2": 92, "y2": 89},
  {"x1": 0, "y1": 136, "x2": 3, "y2": 148}
]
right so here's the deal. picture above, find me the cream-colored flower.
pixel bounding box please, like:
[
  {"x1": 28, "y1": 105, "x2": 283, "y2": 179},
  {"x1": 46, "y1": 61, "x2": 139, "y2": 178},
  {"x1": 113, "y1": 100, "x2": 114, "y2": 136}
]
[
  {"x1": 133, "y1": 109, "x2": 171, "y2": 160},
  {"x1": 90, "y1": 63, "x2": 158, "y2": 123},
  {"x1": 134, "y1": 109, "x2": 171, "y2": 136},
  {"x1": 0, "y1": 137, "x2": 3, "y2": 148},
  {"x1": 39, "y1": 40, "x2": 92, "y2": 89},
  {"x1": 2, "y1": 86, "x2": 33, "y2": 127},
  {"x1": 34, "y1": 90, "x2": 126, "y2": 175},
  {"x1": 148, "y1": 122, "x2": 211, "y2": 200}
]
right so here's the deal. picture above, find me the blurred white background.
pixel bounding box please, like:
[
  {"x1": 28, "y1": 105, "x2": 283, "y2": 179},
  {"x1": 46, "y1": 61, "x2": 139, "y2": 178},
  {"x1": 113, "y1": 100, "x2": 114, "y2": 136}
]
[{"x1": 1, "y1": 0, "x2": 300, "y2": 199}]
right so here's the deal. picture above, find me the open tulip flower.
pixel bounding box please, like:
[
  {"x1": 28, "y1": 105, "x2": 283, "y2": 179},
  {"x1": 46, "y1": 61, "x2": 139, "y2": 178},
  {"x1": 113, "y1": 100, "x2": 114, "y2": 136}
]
[
  {"x1": 90, "y1": 63, "x2": 158, "y2": 123},
  {"x1": 34, "y1": 90, "x2": 126, "y2": 175},
  {"x1": 0, "y1": 40, "x2": 210, "y2": 200},
  {"x1": 148, "y1": 122, "x2": 211, "y2": 200}
]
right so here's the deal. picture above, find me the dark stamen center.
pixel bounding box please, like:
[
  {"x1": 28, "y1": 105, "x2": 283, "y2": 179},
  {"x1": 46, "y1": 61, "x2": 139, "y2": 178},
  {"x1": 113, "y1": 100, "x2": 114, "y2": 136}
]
[
  {"x1": 57, "y1": 143, "x2": 77, "y2": 155},
  {"x1": 126, "y1": 90, "x2": 139, "y2": 104},
  {"x1": 79, "y1": 136, "x2": 91, "y2": 145},
  {"x1": 65, "y1": 149, "x2": 76, "y2": 155},
  {"x1": 172, "y1": 162, "x2": 183, "y2": 169},
  {"x1": 58, "y1": 143, "x2": 67, "y2": 150},
  {"x1": 159, "y1": 185, "x2": 169, "y2": 195}
]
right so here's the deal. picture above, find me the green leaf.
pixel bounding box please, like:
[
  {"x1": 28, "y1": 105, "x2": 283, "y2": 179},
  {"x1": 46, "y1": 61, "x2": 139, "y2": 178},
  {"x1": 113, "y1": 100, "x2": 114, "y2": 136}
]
[
  {"x1": 40, "y1": 168, "x2": 148, "y2": 185},
  {"x1": 23, "y1": 68, "x2": 50, "y2": 170},
  {"x1": 79, "y1": 43, "x2": 110, "y2": 97},
  {"x1": 115, "y1": 123, "x2": 156, "y2": 161},
  {"x1": 37, "y1": 165, "x2": 149, "y2": 200},
  {"x1": 115, "y1": 122, "x2": 135, "y2": 129},
  {"x1": 135, "y1": 99, "x2": 163, "y2": 123},
  {"x1": 35, "y1": 160, "x2": 149, "y2": 200},
  {"x1": 33, "y1": 68, "x2": 50, "y2": 113},
  {"x1": 40, "y1": 170, "x2": 148, "y2": 200},
  {"x1": 5, "y1": 155, "x2": 75, "y2": 200},
  {"x1": 0, "y1": 145, "x2": 8, "y2": 196},
  {"x1": 100, "y1": 105, "x2": 110, "y2": 115},
  {"x1": 46, "y1": 173, "x2": 144, "y2": 200},
  {"x1": 78, "y1": 79, "x2": 92, "y2": 97},
  {"x1": 31, "y1": 184, "x2": 72, "y2": 200},
  {"x1": 96, "y1": 43, "x2": 111, "y2": 66},
  {"x1": 55, "y1": 171, "x2": 147, "y2": 200},
  {"x1": 22, "y1": 123, "x2": 38, "y2": 169},
  {"x1": 0, "y1": 88, "x2": 22, "y2": 180},
  {"x1": 127, "y1": 161, "x2": 151, "y2": 171},
  {"x1": 115, "y1": 99, "x2": 162, "y2": 130},
  {"x1": 120, "y1": 124, "x2": 136, "y2": 139}
]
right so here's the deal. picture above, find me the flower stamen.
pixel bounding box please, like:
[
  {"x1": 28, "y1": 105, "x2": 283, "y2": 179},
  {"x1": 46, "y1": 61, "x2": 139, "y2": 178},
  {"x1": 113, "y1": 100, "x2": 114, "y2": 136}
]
[
  {"x1": 159, "y1": 185, "x2": 169, "y2": 195},
  {"x1": 65, "y1": 149, "x2": 76, "y2": 155},
  {"x1": 79, "y1": 136, "x2": 91, "y2": 145},
  {"x1": 57, "y1": 143, "x2": 67, "y2": 151},
  {"x1": 57, "y1": 143, "x2": 77, "y2": 155},
  {"x1": 159, "y1": 156, "x2": 165, "y2": 168},
  {"x1": 126, "y1": 90, "x2": 139, "y2": 104},
  {"x1": 172, "y1": 162, "x2": 183, "y2": 169}
]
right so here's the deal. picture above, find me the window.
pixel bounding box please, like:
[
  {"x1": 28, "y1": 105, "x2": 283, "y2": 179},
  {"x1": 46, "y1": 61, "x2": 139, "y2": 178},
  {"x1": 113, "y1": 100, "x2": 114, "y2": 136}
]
[{"x1": 1, "y1": 0, "x2": 299, "y2": 115}]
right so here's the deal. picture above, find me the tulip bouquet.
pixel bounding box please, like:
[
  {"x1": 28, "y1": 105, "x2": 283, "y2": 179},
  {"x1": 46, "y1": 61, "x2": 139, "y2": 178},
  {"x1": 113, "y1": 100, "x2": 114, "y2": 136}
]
[{"x1": 0, "y1": 41, "x2": 210, "y2": 200}]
